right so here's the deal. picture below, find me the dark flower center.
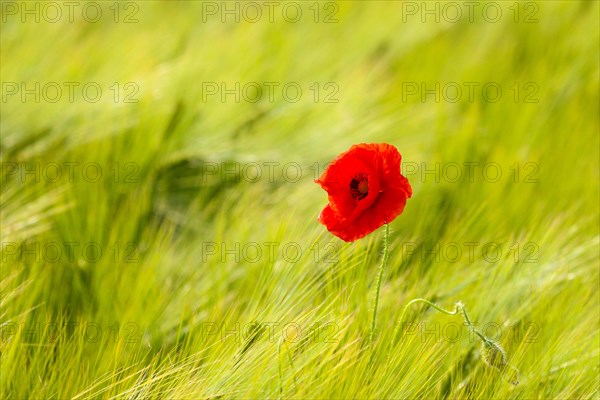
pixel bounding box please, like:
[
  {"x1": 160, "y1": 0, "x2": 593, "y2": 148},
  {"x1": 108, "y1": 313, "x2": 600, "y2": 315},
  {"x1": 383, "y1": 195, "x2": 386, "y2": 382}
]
[{"x1": 349, "y1": 173, "x2": 369, "y2": 200}]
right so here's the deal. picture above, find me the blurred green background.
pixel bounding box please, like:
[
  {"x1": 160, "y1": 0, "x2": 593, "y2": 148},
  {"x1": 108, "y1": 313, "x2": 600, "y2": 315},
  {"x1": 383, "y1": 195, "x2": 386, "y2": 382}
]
[{"x1": 1, "y1": 1, "x2": 599, "y2": 399}]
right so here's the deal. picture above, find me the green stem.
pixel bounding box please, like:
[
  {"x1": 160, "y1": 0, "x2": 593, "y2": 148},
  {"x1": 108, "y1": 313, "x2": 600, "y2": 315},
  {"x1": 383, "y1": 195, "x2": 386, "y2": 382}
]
[
  {"x1": 393, "y1": 298, "x2": 519, "y2": 384},
  {"x1": 278, "y1": 339, "x2": 283, "y2": 400},
  {"x1": 286, "y1": 346, "x2": 298, "y2": 393},
  {"x1": 369, "y1": 223, "x2": 390, "y2": 344},
  {"x1": 458, "y1": 303, "x2": 488, "y2": 343},
  {"x1": 278, "y1": 339, "x2": 298, "y2": 398},
  {"x1": 394, "y1": 299, "x2": 487, "y2": 344}
]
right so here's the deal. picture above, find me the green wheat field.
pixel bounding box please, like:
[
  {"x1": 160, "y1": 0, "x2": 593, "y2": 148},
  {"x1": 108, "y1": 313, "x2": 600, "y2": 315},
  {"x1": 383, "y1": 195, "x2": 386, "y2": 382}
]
[{"x1": 1, "y1": 1, "x2": 599, "y2": 399}]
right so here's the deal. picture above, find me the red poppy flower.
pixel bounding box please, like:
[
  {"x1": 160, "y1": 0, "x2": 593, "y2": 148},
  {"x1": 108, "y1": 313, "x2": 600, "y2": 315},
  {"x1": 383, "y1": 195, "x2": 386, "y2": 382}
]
[{"x1": 316, "y1": 143, "x2": 412, "y2": 242}]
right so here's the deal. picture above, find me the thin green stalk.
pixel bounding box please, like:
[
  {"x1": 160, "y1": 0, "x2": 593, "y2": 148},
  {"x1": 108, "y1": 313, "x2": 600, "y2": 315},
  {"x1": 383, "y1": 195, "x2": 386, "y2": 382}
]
[
  {"x1": 369, "y1": 223, "x2": 390, "y2": 344},
  {"x1": 394, "y1": 299, "x2": 486, "y2": 344},
  {"x1": 286, "y1": 345, "x2": 298, "y2": 393},
  {"x1": 278, "y1": 339, "x2": 283, "y2": 400},
  {"x1": 278, "y1": 339, "x2": 298, "y2": 398},
  {"x1": 393, "y1": 298, "x2": 520, "y2": 384}
]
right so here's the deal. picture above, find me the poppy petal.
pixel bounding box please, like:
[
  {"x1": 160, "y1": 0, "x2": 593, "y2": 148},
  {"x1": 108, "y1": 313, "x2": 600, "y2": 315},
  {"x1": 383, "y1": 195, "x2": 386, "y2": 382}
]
[{"x1": 316, "y1": 143, "x2": 412, "y2": 241}]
